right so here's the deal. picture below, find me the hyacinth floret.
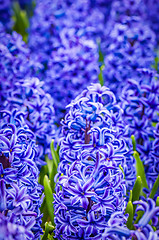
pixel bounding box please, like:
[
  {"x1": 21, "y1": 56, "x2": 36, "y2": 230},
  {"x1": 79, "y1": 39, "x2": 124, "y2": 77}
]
[
  {"x1": 102, "y1": 211, "x2": 131, "y2": 239},
  {"x1": 133, "y1": 198, "x2": 159, "y2": 227}
]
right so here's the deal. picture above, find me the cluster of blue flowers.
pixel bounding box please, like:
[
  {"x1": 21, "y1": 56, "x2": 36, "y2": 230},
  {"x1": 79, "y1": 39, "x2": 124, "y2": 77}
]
[
  {"x1": 0, "y1": 110, "x2": 43, "y2": 239},
  {"x1": 45, "y1": 30, "x2": 99, "y2": 121},
  {"x1": 0, "y1": 25, "x2": 41, "y2": 104},
  {"x1": 54, "y1": 84, "x2": 127, "y2": 238},
  {"x1": 120, "y1": 68, "x2": 159, "y2": 191},
  {"x1": 0, "y1": 26, "x2": 55, "y2": 161},
  {"x1": 53, "y1": 83, "x2": 143, "y2": 239},
  {"x1": 103, "y1": 0, "x2": 156, "y2": 96},
  {"x1": 0, "y1": 0, "x2": 159, "y2": 239},
  {"x1": 4, "y1": 77, "x2": 55, "y2": 162}
]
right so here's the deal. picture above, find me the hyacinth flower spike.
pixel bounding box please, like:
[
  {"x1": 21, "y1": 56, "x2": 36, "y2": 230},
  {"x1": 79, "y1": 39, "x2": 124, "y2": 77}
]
[
  {"x1": 0, "y1": 109, "x2": 43, "y2": 239},
  {"x1": 54, "y1": 83, "x2": 135, "y2": 239}
]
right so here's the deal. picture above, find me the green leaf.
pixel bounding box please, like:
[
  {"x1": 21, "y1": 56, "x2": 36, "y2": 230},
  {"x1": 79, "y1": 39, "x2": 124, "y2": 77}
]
[
  {"x1": 149, "y1": 175, "x2": 159, "y2": 199},
  {"x1": 119, "y1": 164, "x2": 125, "y2": 179},
  {"x1": 39, "y1": 165, "x2": 48, "y2": 186},
  {"x1": 56, "y1": 144, "x2": 60, "y2": 155},
  {"x1": 12, "y1": 2, "x2": 29, "y2": 43},
  {"x1": 133, "y1": 151, "x2": 149, "y2": 196},
  {"x1": 132, "y1": 176, "x2": 142, "y2": 213},
  {"x1": 152, "y1": 122, "x2": 157, "y2": 127},
  {"x1": 50, "y1": 141, "x2": 60, "y2": 192},
  {"x1": 152, "y1": 53, "x2": 159, "y2": 72},
  {"x1": 125, "y1": 201, "x2": 134, "y2": 229},
  {"x1": 41, "y1": 222, "x2": 54, "y2": 240},
  {"x1": 126, "y1": 177, "x2": 142, "y2": 229},
  {"x1": 132, "y1": 176, "x2": 142, "y2": 202},
  {"x1": 40, "y1": 198, "x2": 49, "y2": 228},
  {"x1": 45, "y1": 154, "x2": 53, "y2": 178},
  {"x1": 152, "y1": 57, "x2": 158, "y2": 72},
  {"x1": 151, "y1": 49, "x2": 159, "y2": 72},
  {"x1": 43, "y1": 175, "x2": 54, "y2": 225},
  {"x1": 98, "y1": 65, "x2": 105, "y2": 86},
  {"x1": 50, "y1": 167, "x2": 57, "y2": 193},
  {"x1": 50, "y1": 140, "x2": 59, "y2": 169},
  {"x1": 131, "y1": 135, "x2": 136, "y2": 151},
  {"x1": 156, "y1": 197, "x2": 159, "y2": 206},
  {"x1": 48, "y1": 234, "x2": 56, "y2": 240},
  {"x1": 125, "y1": 177, "x2": 142, "y2": 229},
  {"x1": 129, "y1": 190, "x2": 132, "y2": 202},
  {"x1": 97, "y1": 39, "x2": 104, "y2": 64}
]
